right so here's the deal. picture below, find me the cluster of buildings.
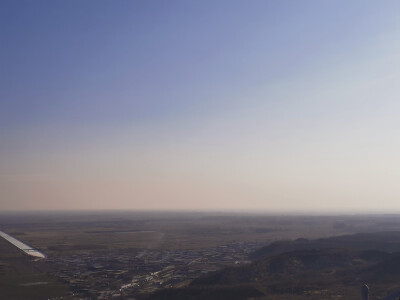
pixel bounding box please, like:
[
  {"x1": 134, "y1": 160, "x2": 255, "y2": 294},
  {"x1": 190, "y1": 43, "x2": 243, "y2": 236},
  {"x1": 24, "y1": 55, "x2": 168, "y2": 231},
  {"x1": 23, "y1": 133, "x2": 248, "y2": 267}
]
[{"x1": 46, "y1": 241, "x2": 265, "y2": 299}]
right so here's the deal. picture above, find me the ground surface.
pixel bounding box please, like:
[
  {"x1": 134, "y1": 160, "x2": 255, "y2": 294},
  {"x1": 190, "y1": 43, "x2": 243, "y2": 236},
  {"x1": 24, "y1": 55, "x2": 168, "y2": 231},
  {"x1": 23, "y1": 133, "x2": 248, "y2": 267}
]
[
  {"x1": 1, "y1": 211, "x2": 400, "y2": 299},
  {"x1": 0, "y1": 236, "x2": 68, "y2": 300}
]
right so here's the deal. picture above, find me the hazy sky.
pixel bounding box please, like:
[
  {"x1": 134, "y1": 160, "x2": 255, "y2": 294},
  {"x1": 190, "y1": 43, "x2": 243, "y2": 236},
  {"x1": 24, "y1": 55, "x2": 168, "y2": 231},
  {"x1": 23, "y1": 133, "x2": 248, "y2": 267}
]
[{"x1": 1, "y1": 1, "x2": 400, "y2": 212}]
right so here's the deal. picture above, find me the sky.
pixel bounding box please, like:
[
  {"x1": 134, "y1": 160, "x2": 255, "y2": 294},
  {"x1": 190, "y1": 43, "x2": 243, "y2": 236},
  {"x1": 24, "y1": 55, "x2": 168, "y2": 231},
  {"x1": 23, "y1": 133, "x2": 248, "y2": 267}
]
[{"x1": 1, "y1": 0, "x2": 400, "y2": 212}]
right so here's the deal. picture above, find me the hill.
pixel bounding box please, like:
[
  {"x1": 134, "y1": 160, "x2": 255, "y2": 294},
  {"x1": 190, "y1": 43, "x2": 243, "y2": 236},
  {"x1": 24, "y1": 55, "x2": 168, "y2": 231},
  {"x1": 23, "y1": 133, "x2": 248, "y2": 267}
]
[
  {"x1": 252, "y1": 231, "x2": 400, "y2": 260},
  {"x1": 145, "y1": 231, "x2": 400, "y2": 300}
]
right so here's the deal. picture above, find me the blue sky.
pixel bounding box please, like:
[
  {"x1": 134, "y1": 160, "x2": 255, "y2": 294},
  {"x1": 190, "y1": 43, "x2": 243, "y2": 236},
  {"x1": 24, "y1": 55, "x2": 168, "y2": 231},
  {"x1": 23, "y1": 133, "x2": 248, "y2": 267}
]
[{"x1": 1, "y1": 1, "x2": 400, "y2": 211}]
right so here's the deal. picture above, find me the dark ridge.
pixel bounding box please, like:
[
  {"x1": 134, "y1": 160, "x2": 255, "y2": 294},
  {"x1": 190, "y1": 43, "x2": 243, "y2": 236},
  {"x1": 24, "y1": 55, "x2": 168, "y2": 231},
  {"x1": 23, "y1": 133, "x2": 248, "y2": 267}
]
[
  {"x1": 367, "y1": 253, "x2": 400, "y2": 280},
  {"x1": 251, "y1": 231, "x2": 400, "y2": 260},
  {"x1": 192, "y1": 248, "x2": 387, "y2": 286}
]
